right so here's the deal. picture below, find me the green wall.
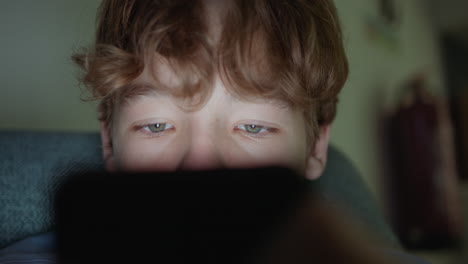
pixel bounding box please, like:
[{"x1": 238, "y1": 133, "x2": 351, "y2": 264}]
[
  {"x1": 0, "y1": 0, "x2": 445, "y2": 201},
  {"x1": 332, "y1": 0, "x2": 445, "y2": 200},
  {"x1": 0, "y1": 0, "x2": 100, "y2": 131}
]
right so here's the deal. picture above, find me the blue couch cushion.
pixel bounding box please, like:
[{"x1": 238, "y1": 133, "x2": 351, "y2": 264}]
[{"x1": 0, "y1": 131, "x2": 103, "y2": 248}]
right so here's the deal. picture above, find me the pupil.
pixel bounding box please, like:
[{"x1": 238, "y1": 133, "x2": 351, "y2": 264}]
[
  {"x1": 150, "y1": 123, "x2": 165, "y2": 132},
  {"x1": 246, "y1": 125, "x2": 261, "y2": 133}
]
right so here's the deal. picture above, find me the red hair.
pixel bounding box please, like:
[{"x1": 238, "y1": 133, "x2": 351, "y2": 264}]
[{"x1": 73, "y1": 0, "x2": 348, "y2": 145}]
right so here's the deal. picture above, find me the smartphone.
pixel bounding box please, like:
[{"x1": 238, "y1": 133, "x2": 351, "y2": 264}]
[{"x1": 55, "y1": 167, "x2": 312, "y2": 264}]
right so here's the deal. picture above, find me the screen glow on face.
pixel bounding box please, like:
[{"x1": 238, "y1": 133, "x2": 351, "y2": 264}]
[{"x1": 109, "y1": 72, "x2": 309, "y2": 173}]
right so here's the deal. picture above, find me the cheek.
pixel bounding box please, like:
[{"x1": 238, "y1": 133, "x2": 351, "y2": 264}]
[
  {"x1": 112, "y1": 136, "x2": 187, "y2": 172},
  {"x1": 241, "y1": 119, "x2": 309, "y2": 173},
  {"x1": 228, "y1": 137, "x2": 308, "y2": 174},
  {"x1": 113, "y1": 137, "x2": 307, "y2": 173}
]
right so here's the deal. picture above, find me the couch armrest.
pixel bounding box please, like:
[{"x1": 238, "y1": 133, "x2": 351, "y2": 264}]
[{"x1": 0, "y1": 131, "x2": 103, "y2": 248}]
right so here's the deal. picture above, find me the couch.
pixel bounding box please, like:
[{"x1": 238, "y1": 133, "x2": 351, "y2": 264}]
[{"x1": 0, "y1": 131, "x2": 400, "y2": 249}]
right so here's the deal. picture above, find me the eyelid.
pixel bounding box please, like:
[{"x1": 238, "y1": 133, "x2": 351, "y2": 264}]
[
  {"x1": 234, "y1": 120, "x2": 279, "y2": 137},
  {"x1": 132, "y1": 119, "x2": 176, "y2": 137},
  {"x1": 142, "y1": 123, "x2": 174, "y2": 132},
  {"x1": 236, "y1": 124, "x2": 268, "y2": 133}
]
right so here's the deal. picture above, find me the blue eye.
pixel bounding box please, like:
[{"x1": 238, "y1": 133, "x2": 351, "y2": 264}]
[
  {"x1": 237, "y1": 124, "x2": 267, "y2": 134},
  {"x1": 143, "y1": 123, "x2": 174, "y2": 133}
]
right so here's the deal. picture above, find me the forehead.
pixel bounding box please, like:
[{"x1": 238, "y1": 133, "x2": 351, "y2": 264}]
[{"x1": 116, "y1": 53, "x2": 291, "y2": 112}]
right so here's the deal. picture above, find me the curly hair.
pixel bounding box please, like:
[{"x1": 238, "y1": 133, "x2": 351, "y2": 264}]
[{"x1": 73, "y1": 0, "x2": 348, "y2": 146}]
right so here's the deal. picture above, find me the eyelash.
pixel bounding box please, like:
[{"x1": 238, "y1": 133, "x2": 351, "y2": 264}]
[
  {"x1": 137, "y1": 122, "x2": 278, "y2": 138},
  {"x1": 235, "y1": 123, "x2": 278, "y2": 137},
  {"x1": 140, "y1": 123, "x2": 175, "y2": 137}
]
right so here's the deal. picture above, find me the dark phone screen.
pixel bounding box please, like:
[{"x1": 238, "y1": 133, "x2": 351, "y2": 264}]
[{"x1": 55, "y1": 167, "x2": 312, "y2": 264}]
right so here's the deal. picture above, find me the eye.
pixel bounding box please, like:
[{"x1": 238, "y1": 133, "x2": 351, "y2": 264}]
[
  {"x1": 236, "y1": 124, "x2": 268, "y2": 134},
  {"x1": 143, "y1": 123, "x2": 174, "y2": 133}
]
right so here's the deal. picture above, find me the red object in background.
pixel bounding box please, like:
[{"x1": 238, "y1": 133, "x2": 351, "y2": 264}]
[{"x1": 384, "y1": 78, "x2": 463, "y2": 249}]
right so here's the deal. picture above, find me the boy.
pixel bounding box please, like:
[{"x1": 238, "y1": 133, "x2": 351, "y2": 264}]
[{"x1": 73, "y1": 0, "x2": 348, "y2": 178}]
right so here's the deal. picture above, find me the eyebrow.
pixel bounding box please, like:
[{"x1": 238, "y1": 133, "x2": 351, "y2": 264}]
[
  {"x1": 119, "y1": 82, "x2": 162, "y2": 103},
  {"x1": 119, "y1": 80, "x2": 292, "y2": 112}
]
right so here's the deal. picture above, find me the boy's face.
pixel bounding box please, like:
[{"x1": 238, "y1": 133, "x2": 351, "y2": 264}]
[{"x1": 100, "y1": 61, "x2": 330, "y2": 180}]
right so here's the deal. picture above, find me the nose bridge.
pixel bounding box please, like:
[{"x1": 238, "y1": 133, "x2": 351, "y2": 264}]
[
  {"x1": 180, "y1": 131, "x2": 224, "y2": 171},
  {"x1": 179, "y1": 84, "x2": 227, "y2": 171}
]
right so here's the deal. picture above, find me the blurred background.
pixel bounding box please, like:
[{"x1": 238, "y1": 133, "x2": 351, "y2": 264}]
[{"x1": 1, "y1": 0, "x2": 467, "y2": 263}]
